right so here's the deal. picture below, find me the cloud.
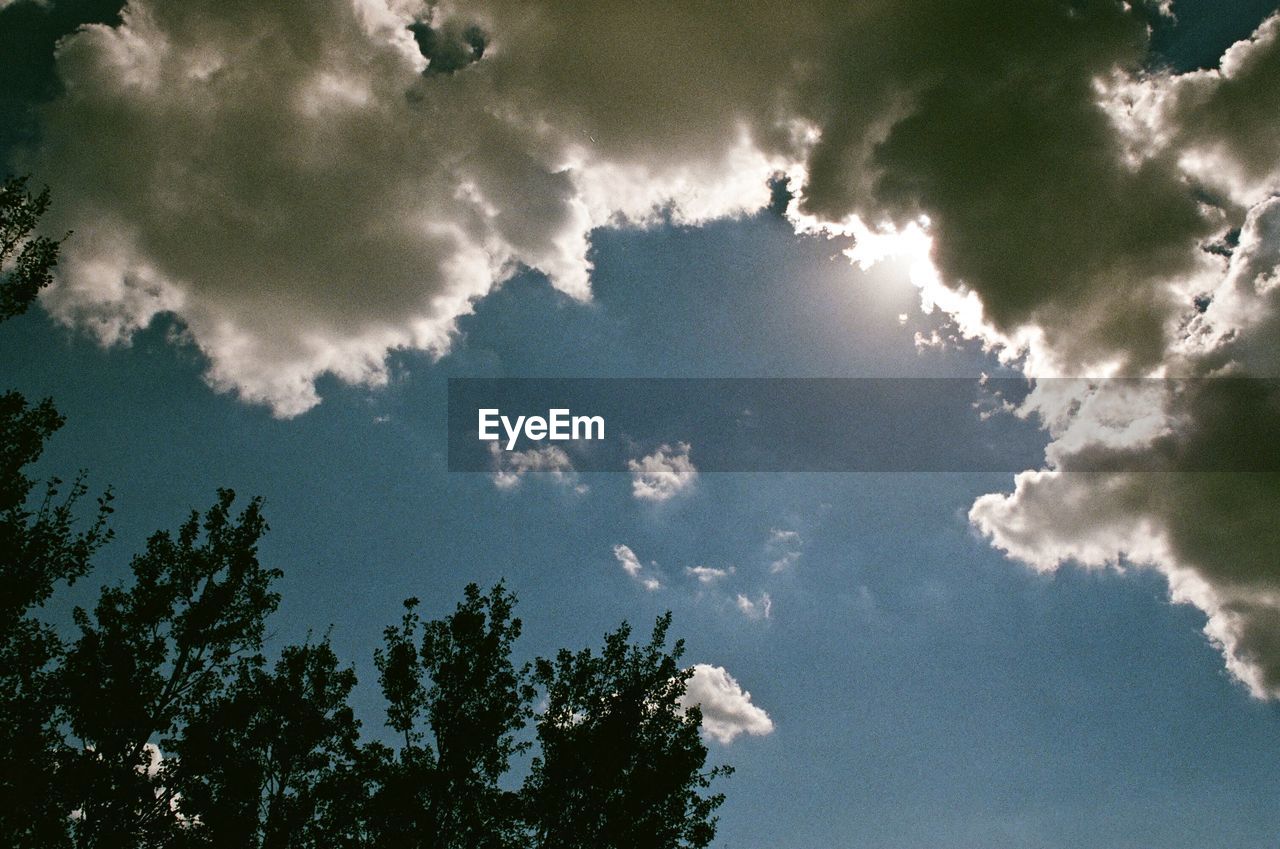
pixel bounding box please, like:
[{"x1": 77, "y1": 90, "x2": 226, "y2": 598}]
[
  {"x1": 24, "y1": 0, "x2": 778, "y2": 416},
  {"x1": 971, "y1": 466, "x2": 1280, "y2": 699},
  {"x1": 28, "y1": 0, "x2": 1190, "y2": 416},
  {"x1": 766, "y1": 527, "x2": 802, "y2": 573},
  {"x1": 789, "y1": 5, "x2": 1280, "y2": 701},
  {"x1": 611, "y1": 544, "x2": 661, "y2": 592},
  {"x1": 489, "y1": 443, "x2": 585, "y2": 492},
  {"x1": 736, "y1": 592, "x2": 772, "y2": 621},
  {"x1": 1102, "y1": 14, "x2": 1280, "y2": 209},
  {"x1": 768, "y1": 552, "x2": 800, "y2": 573},
  {"x1": 681, "y1": 664, "x2": 774, "y2": 745},
  {"x1": 613, "y1": 544, "x2": 645, "y2": 579},
  {"x1": 685, "y1": 565, "x2": 733, "y2": 584},
  {"x1": 767, "y1": 529, "x2": 800, "y2": 546},
  {"x1": 971, "y1": 196, "x2": 1280, "y2": 699},
  {"x1": 627, "y1": 442, "x2": 697, "y2": 503}
]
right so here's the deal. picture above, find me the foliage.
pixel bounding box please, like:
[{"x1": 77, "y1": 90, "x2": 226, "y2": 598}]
[
  {"x1": 369, "y1": 585, "x2": 535, "y2": 848},
  {"x1": 0, "y1": 173, "x2": 111, "y2": 849},
  {"x1": 525, "y1": 615, "x2": 729, "y2": 849},
  {"x1": 170, "y1": 638, "x2": 365, "y2": 849},
  {"x1": 60, "y1": 491, "x2": 279, "y2": 848}
]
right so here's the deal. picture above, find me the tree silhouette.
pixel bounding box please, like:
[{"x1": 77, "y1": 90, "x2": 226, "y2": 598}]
[
  {"x1": 170, "y1": 637, "x2": 365, "y2": 849},
  {"x1": 524, "y1": 614, "x2": 729, "y2": 849},
  {"x1": 368, "y1": 584, "x2": 534, "y2": 848},
  {"x1": 0, "y1": 174, "x2": 112, "y2": 849},
  {"x1": 0, "y1": 175, "x2": 64, "y2": 321},
  {"x1": 60, "y1": 491, "x2": 280, "y2": 847}
]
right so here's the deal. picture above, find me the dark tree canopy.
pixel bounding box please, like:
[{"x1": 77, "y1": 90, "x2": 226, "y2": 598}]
[
  {"x1": 171, "y1": 637, "x2": 365, "y2": 849},
  {"x1": 0, "y1": 178, "x2": 734, "y2": 848},
  {"x1": 369, "y1": 584, "x2": 535, "y2": 849},
  {"x1": 60, "y1": 491, "x2": 279, "y2": 848},
  {"x1": 0, "y1": 173, "x2": 112, "y2": 849},
  {"x1": 525, "y1": 615, "x2": 729, "y2": 849}
]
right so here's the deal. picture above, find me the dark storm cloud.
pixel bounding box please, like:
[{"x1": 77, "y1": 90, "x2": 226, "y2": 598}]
[{"x1": 409, "y1": 19, "x2": 486, "y2": 75}]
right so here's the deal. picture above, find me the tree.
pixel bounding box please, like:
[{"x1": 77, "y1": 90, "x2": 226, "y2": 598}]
[
  {"x1": 59, "y1": 491, "x2": 280, "y2": 848},
  {"x1": 367, "y1": 589, "x2": 731, "y2": 849},
  {"x1": 368, "y1": 583, "x2": 535, "y2": 849},
  {"x1": 524, "y1": 614, "x2": 730, "y2": 849},
  {"x1": 169, "y1": 637, "x2": 365, "y2": 849},
  {"x1": 0, "y1": 174, "x2": 111, "y2": 849},
  {"x1": 0, "y1": 400, "x2": 112, "y2": 847}
]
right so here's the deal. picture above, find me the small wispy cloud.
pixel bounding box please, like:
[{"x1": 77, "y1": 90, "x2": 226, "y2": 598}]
[
  {"x1": 768, "y1": 528, "x2": 800, "y2": 545},
  {"x1": 628, "y1": 442, "x2": 697, "y2": 502},
  {"x1": 736, "y1": 592, "x2": 772, "y2": 620},
  {"x1": 767, "y1": 527, "x2": 803, "y2": 573},
  {"x1": 612, "y1": 544, "x2": 662, "y2": 591},
  {"x1": 491, "y1": 443, "x2": 586, "y2": 493},
  {"x1": 769, "y1": 551, "x2": 800, "y2": 573},
  {"x1": 685, "y1": 565, "x2": 734, "y2": 584}
]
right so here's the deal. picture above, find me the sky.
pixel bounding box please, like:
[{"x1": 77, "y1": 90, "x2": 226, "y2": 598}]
[{"x1": 3, "y1": 1, "x2": 1280, "y2": 847}]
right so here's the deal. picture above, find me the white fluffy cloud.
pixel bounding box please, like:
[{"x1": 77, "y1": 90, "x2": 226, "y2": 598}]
[
  {"x1": 970, "y1": 195, "x2": 1280, "y2": 698},
  {"x1": 681, "y1": 664, "x2": 774, "y2": 745},
  {"x1": 611, "y1": 543, "x2": 661, "y2": 592},
  {"x1": 627, "y1": 442, "x2": 697, "y2": 503}
]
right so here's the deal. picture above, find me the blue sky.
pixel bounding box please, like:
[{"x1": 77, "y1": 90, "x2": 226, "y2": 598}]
[{"x1": 5, "y1": 0, "x2": 1280, "y2": 846}]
